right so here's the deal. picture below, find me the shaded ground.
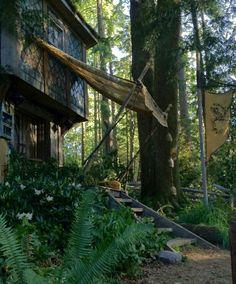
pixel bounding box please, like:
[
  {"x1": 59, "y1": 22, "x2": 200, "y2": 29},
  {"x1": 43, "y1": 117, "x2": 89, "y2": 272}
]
[{"x1": 125, "y1": 247, "x2": 232, "y2": 284}]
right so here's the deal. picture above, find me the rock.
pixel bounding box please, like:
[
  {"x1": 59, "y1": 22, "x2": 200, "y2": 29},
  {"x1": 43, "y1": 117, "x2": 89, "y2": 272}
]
[{"x1": 158, "y1": 250, "x2": 182, "y2": 264}]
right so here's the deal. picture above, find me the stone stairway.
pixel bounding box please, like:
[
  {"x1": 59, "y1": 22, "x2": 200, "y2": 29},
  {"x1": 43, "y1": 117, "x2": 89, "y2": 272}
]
[{"x1": 107, "y1": 188, "x2": 217, "y2": 253}]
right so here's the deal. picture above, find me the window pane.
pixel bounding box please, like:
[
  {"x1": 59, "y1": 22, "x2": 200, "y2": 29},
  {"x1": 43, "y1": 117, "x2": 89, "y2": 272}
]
[{"x1": 48, "y1": 11, "x2": 64, "y2": 50}]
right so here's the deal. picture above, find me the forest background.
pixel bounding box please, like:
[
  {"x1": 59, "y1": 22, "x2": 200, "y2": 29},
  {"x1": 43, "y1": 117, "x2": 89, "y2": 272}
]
[{"x1": 64, "y1": 0, "x2": 236, "y2": 204}]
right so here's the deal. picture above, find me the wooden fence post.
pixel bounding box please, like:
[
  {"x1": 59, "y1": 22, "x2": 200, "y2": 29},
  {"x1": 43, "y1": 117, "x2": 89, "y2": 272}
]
[{"x1": 230, "y1": 221, "x2": 236, "y2": 284}]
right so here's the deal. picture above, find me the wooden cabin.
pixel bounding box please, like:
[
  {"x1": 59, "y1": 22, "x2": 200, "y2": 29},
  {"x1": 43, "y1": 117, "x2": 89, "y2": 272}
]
[{"x1": 0, "y1": 0, "x2": 97, "y2": 176}]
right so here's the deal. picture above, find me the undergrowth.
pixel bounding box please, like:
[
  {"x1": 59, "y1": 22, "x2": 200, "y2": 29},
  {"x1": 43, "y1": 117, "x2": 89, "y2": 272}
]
[
  {"x1": 0, "y1": 153, "x2": 167, "y2": 281},
  {"x1": 177, "y1": 201, "x2": 234, "y2": 248}
]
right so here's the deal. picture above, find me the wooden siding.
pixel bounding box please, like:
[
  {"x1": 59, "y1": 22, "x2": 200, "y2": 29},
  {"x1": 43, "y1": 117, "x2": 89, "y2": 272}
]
[
  {"x1": 0, "y1": 0, "x2": 93, "y2": 121},
  {"x1": 13, "y1": 110, "x2": 63, "y2": 164}
]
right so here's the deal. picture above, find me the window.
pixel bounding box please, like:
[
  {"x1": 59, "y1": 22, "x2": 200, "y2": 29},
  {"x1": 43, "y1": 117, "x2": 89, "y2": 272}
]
[
  {"x1": 14, "y1": 112, "x2": 47, "y2": 160},
  {"x1": 48, "y1": 55, "x2": 67, "y2": 104},
  {"x1": 67, "y1": 31, "x2": 83, "y2": 60},
  {"x1": 69, "y1": 73, "x2": 85, "y2": 116},
  {"x1": 48, "y1": 11, "x2": 64, "y2": 50},
  {"x1": 20, "y1": 0, "x2": 43, "y2": 37}
]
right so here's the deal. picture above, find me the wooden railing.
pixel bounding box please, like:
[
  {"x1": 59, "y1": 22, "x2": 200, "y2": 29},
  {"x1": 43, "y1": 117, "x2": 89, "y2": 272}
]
[{"x1": 182, "y1": 184, "x2": 234, "y2": 206}]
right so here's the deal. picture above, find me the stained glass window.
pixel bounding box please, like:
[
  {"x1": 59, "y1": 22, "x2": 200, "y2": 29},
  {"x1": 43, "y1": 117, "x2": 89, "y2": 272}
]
[
  {"x1": 21, "y1": 0, "x2": 42, "y2": 11},
  {"x1": 67, "y1": 31, "x2": 83, "y2": 60},
  {"x1": 19, "y1": 0, "x2": 44, "y2": 90},
  {"x1": 67, "y1": 32, "x2": 85, "y2": 116},
  {"x1": 48, "y1": 55, "x2": 67, "y2": 105},
  {"x1": 18, "y1": 0, "x2": 86, "y2": 118},
  {"x1": 48, "y1": 11, "x2": 64, "y2": 50},
  {"x1": 69, "y1": 72, "x2": 85, "y2": 117},
  {"x1": 20, "y1": 43, "x2": 44, "y2": 90},
  {"x1": 20, "y1": 0, "x2": 43, "y2": 37}
]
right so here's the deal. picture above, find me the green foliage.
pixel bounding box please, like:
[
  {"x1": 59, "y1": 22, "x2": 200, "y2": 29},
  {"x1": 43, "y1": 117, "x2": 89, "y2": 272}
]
[
  {"x1": 178, "y1": 135, "x2": 201, "y2": 188},
  {"x1": 92, "y1": 207, "x2": 167, "y2": 276},
  {"x1": 0, "y1": 0, "x2": 19, "y2": 35},
  {"x1": 0, "y1": 154, "x2": 167, "y2": 282},
  {"x1": 64, "y1": 191, "x2": 95, "y2": 263},
  {"x1": 0, "y1": 153, "x2": 84, "y2": 260},
  {"x1": 83, "y1": 152, "x2": 126, "y2": 185},
  {"x1": 0, "y1": 191, "x2": 156, "y2": 284},
  {"x1": 177, "y1": 201, "x2": 231, "y2": 248},
  {"x1": 0, "y1": 214, "x2": 29, "y2": 283}
]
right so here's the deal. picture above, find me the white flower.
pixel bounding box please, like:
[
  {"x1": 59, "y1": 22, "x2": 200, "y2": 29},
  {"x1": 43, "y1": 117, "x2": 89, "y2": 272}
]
[
  {"x1": 34, "y1": 189, "x2": 43, "y2": 195},
  {"x1": 46, "y1": 195, "x2": 53, "y2": 202},
  {"x1": 16, "y1": 212, "x2": 33, "y2": 220},
  {"x1": 16, "y1": 213, "x2": 24, "y2": 220},
  {"x1": 5, "y1": 182, "x2": 10, "y2": 187},
  {"x1": 20, "y1": 184, "x2": 26, "y2": 190},
  {"x1": 25, "y1": 213, "x2": 33, "y2": 220}
]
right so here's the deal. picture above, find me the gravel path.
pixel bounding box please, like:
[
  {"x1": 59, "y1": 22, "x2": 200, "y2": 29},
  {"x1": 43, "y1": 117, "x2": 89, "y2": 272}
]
[{"x1": 126, "y1": 248, "x2": 232, "y2": 284}]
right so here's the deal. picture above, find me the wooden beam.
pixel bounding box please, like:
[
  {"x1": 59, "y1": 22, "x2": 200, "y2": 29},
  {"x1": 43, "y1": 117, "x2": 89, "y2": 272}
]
[
  {"x1": 0, "y1": 83, "x2": 10, "y2": 102},
  {"x1": 17, "y1": 99, "x2": 57, "y2": 121},
  {"x1": 11, "y1": 75, "x2": 85, "y2": 123}
]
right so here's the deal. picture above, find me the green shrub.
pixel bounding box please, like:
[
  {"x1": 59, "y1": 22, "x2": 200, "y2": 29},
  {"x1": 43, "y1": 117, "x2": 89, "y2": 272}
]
[
  {"x1": 0, "y1": 190, "x2": 153, "y2": 284},
  {"x1": 92, "y1": 207, "x2": 167, "y2": 276},
  {"x1": 0, "y1": 153, "x2": 85, "y2": 261},
  {"x1": 177, "y1": 201, "x2": 230, "y2": 248},
  {"x1": 0, "y1": 153, "x2": 167, "y2": 278}
]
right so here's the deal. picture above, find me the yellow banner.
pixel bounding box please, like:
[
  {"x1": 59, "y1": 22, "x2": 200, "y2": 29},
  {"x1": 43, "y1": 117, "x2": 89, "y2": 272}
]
[{"x1": 205, "y1": 91, "x2": 233, "y2": 161}]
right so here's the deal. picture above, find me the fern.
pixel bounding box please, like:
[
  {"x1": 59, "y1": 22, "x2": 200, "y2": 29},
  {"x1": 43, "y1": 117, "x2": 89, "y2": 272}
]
[
  {"x1": 0, "y1": 191, "x2": 153, "y2": 284},
  {"x1": 23, "y1": 269, "x2": 48, "y2": 284},
  {"x1": 0, "y1": 214, "x2": 30, "y2": 283},
  {"x1": 0, "y1": 215, "x2": 48, "y2": 284},
  {"x1": 65, "y1": 222, "x2": 152, "y2": 284},
  {"x1": 64, "y1": 190, "x2": 95, "y2": 264}
]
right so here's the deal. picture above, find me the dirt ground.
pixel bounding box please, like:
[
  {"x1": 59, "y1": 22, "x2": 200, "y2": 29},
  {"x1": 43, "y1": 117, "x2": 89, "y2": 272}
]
[{"x1": 127, "y1": 247, "x2": 232, "y2": 284}]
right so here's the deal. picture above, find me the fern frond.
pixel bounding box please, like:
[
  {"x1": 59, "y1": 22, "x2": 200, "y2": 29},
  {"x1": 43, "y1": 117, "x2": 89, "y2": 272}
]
[
  {"x1": 23, "y1": 269, "x2": 49, "y2": 284},
  {"x1": 0, "y1": 214, "x2": 30, "y2": 283},
  {"x1": 66, "y1": 223, "x2": 152, "y2": 284},
  {"x1": 63, "y1": 191, "x2": 95, "y2": 265}
]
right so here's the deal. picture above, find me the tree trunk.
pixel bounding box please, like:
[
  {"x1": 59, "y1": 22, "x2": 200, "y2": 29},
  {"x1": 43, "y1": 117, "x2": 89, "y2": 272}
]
[
  {"x1": 178, "y1": 52, "x2": 192, "y2": 146},
  {"x1": 130, "y1": 0, "x2": 181, "y2": 206},
  {"x1": 97, "y1": 0, "x2": 112, "y2": 154}
]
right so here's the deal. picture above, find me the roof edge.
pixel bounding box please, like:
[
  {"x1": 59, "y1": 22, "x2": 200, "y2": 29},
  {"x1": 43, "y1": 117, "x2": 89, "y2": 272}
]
[{"x1": 47, "y1": 0, "x2": 98, "y2": 48}]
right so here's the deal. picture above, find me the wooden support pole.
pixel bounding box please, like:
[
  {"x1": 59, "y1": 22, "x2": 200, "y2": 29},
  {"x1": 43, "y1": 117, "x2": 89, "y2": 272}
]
[
  {"x1": 230, "y1": 221, "x2": 236, "y2": 284},
  {"x1": 82, "y1": 60, "x2": 151, "y2": 174}
]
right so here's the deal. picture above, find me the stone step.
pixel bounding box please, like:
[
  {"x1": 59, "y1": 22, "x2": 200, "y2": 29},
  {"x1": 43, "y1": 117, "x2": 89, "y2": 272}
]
[
  {"x1": 157, "y1": 227, "x2": 173, "y2": 234},
  {"x1": 115, "y1": 198, "x2": 133, "y2": 204},
  {"x1": 167, "y1": 238, "x2": 197, "y2": 252},
  {"x1": 131, "y1": 207, "x2": 144, "y2": 214}
]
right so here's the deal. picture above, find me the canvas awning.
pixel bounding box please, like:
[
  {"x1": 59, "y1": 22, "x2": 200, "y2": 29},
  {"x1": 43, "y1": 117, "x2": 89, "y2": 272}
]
[{"x1": 37, "y1": 39, "x2": 168, "y2": 127}]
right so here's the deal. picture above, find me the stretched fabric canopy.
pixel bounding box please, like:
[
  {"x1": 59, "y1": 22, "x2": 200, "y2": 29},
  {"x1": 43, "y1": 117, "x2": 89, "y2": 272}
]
[{"x1": 37, "y1": 39, "x2": 168, "y2": 127}]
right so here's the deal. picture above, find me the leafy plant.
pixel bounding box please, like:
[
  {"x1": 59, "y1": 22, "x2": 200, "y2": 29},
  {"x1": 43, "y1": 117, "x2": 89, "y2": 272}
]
[
  {"x1": 0, "y1": 191, "x2": 152, "y2": 284},
  {"x1": 177, "y1": 201, "x2": 230, "y2": 248},
  {"x1": 0, "y1": 153, "x2": 84, "y2": 260},
  {"x1": 92, "y1": 207, "x2": 167, "y2": 276}
]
